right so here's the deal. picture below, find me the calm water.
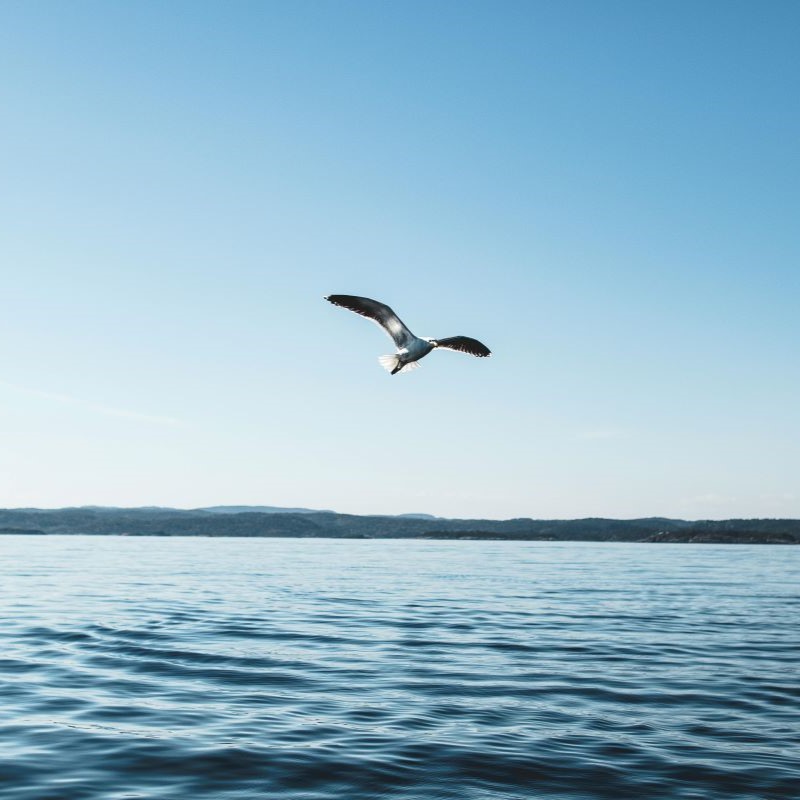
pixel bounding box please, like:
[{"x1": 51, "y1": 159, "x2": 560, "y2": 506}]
[{"x1": 0, "y1": 537, "x2": 798, "y2": 800}]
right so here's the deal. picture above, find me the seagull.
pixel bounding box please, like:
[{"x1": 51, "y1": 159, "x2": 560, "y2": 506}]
[{"x1": 325, "y1": 294, "x2": 491, "y2": 375}]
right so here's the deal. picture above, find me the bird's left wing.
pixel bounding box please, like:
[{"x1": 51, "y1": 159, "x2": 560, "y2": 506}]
[
  {"x1": 325, "y1": 295, "x2": 415, "y2": 348},
  {"x1": 435, "y1": 336, "x2": 492, "y2": 357}
]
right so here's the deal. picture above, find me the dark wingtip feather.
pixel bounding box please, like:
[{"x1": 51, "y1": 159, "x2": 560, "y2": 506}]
[{"x1": 435, "y1": 335, "x2": 492, "y2": 358}]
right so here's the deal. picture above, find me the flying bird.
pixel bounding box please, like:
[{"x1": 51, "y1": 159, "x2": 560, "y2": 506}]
[{"x1": 325, "y1": 294, "x2": 491, "y2": 375}]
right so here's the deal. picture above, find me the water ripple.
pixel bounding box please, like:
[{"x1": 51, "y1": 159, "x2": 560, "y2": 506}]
[{"x1": 0, "y1": 537, "x2": 798, "y2": 799}]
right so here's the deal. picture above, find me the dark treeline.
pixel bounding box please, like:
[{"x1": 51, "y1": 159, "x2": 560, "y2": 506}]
[{"x1": 1, "y1": 507, "x2": 798, "y2": 543}]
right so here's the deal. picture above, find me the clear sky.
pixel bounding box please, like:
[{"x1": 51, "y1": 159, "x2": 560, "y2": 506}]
[{"x1": 1, "y1": 1, "x2": 798, "y2": 519}]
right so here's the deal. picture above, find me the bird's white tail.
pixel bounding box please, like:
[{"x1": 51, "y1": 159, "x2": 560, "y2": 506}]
[
  {"x1": 378, "y1": 354, "x2": 399, "y2": 372},
  {"x1": 377, "y1": 355, "x2": 421, "y2": 374}
]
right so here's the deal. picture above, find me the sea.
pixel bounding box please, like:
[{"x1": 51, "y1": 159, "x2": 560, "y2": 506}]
[{"x1": 1, "y1": 536, "x2": 798, "y2": 800}]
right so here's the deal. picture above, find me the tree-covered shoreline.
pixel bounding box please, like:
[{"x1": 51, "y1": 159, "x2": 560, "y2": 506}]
[{"x1": 1, "y1": 507, "x2": 798, "y2": 543}]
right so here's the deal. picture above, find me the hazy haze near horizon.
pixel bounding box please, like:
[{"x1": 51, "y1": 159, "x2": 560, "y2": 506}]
[{"x1": 1, "y1": 1, "x2": 798, "y2": 519}]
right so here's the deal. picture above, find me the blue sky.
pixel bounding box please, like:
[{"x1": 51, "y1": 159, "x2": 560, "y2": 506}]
[{"x1": 1, "y1": 1, "x2": 798, "y2": 519}]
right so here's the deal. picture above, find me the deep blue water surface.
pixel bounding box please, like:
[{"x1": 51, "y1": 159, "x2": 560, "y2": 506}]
[{"x1": 1, "y1": 536, "x2": 798, "y2": 799}]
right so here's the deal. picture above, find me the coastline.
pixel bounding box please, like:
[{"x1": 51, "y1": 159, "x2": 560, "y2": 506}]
[{"x1": 2, "y1": 507, "x2": 798, "y2": 543}]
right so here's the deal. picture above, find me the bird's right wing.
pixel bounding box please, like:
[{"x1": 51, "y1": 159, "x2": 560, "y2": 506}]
[
  {"x1": 435, "y1": 336, "x2": 492, "y2": 357},
  {"x1": 325, "y1": 295, "x2": 415, "y2": 348}
]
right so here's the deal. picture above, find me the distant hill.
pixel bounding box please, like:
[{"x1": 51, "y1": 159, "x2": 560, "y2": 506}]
[
  {"x1": 197, "y1": 505, "x2": 333, "y2": 515},
  {"x1": 0, "y1": 507, "x2": 798, "y2": 542}
]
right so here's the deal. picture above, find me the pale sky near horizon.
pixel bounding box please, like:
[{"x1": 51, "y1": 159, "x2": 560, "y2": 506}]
[{"x1": 1, "y1": 1, "x2": 798, "y2": 520}]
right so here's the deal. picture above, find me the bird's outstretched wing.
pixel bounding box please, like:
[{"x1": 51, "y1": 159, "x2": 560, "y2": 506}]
[
  {"x1": 325, "y1": 295, "x2": 415, "y2": 349},
  {"x1": 435, "y1": 336, "x2": 491, "y2": 357}
]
